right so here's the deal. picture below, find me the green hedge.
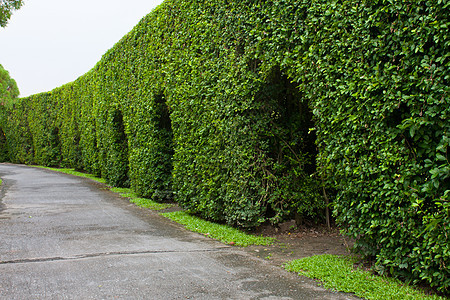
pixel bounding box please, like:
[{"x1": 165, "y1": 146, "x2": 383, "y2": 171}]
[
  {"x1": 0, "y1": 64, "x2": 20, "y2": 161},
  {"x1": 286, "y1": 1, "x2": 449, "y2": 292},
  {"x1": 0, "y1": 0, "x2": 448, "y2": 292}
]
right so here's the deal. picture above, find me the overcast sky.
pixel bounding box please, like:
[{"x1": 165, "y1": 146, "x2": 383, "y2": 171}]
[{"x1": 0, "y1": 0, "x2": 164, "y2": 97}]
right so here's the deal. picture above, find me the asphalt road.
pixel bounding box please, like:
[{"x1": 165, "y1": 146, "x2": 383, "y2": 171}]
[{"x1": 0, "y1": 164, "x2": 356, "y2": 299}]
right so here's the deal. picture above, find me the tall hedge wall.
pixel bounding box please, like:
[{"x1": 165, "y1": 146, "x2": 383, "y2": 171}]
[
  {"x1": 0, "y1": 0, "x2": 448, "y2": 292},
  {"x1": 0, "y1": 64, "x2": 20, "y2": 161}
]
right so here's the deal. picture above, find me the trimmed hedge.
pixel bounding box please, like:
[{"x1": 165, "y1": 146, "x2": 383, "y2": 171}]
[
  {"x1": 0, "y1": 64, "x2": 20, "y2": 161},
  {"x1": 288, "y1": 1, "x2": 449, "y2": 292},
  {"x1": 0, "y1": 0, "x2": 448, "y2": 292}
]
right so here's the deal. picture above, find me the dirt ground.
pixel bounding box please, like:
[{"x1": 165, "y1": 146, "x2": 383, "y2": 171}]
[{"x1": 244, "y1": 220, "x2": 355, "y2": 268}]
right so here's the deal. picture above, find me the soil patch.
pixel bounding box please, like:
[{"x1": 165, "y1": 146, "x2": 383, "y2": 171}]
[{"x1": 244, "y1": 220, "x2": 354, "y2": 267}]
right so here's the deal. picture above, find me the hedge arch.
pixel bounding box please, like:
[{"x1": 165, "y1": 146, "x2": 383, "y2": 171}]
[
  {"x1": 258, "y1": 67, "x2": 322, "y2": 224},
  {"x1": 99, "y1": 108, "x2": 129, "y2": 187},
  {"x1": 129, "y1": 92, "x2": 174, "y2": 200}
]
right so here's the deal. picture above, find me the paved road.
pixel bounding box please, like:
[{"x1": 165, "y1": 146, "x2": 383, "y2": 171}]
[{"x1": 0, "y1": 164, "x2": 355, "y2": 299}]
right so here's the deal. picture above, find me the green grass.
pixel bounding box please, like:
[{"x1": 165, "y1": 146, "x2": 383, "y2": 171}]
[
  {"x1": 161, "y1": 210, "x2": 275, "y2": 247},
  {"x1": 34, "y1": 166, "x2": 107, "y2": 184},
  {"x1": 284, "y1": 254, "x2": 445, "y2": 300},
  {"x1": 110, "y1": 187, "x2": 173, "y2": 210}
]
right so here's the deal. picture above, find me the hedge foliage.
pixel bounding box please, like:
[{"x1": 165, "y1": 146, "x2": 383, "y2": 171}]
[
  {"x1": 0, "y1": 64, "x2": 20, "y2": 161},
  {"x1": 0, "y1": 0, "x2": 448, "y2": 292}
]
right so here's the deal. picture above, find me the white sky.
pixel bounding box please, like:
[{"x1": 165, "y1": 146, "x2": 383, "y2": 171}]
[{"x1": 0, "y1": 0, "x2": 164, "y2": 97}]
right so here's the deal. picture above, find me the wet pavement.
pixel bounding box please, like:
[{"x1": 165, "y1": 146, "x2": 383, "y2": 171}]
[{"x1": 0, "y1": 164, "x2": 357, "y2": 299}]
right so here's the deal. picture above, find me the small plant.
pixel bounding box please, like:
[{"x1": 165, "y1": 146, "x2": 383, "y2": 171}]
[
  {"x1": 161, "y1": 211, "x2": 275, "y2": 247},
  {"x1": 284, "y1": 255, "x2": 445, "y2": 300}
]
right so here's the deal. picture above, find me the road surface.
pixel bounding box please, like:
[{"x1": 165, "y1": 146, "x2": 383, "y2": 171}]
[{"x1": 0, "y1": 164, "x2": 356, "y2": 299}]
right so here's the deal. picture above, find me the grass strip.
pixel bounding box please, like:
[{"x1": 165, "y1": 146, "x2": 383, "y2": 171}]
[
  {"x1": 110, "y1": 187, "x2": 173, "y2": 210},
  {"x1": 284, "y1": 254, "x2": 445, "y2": 300},
  {"x1": 34, "y1": 166, "x2": 107, "y2": 184},
  {"x1": 161, "y1": 210, "x2": 275, "y2": 247}
]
